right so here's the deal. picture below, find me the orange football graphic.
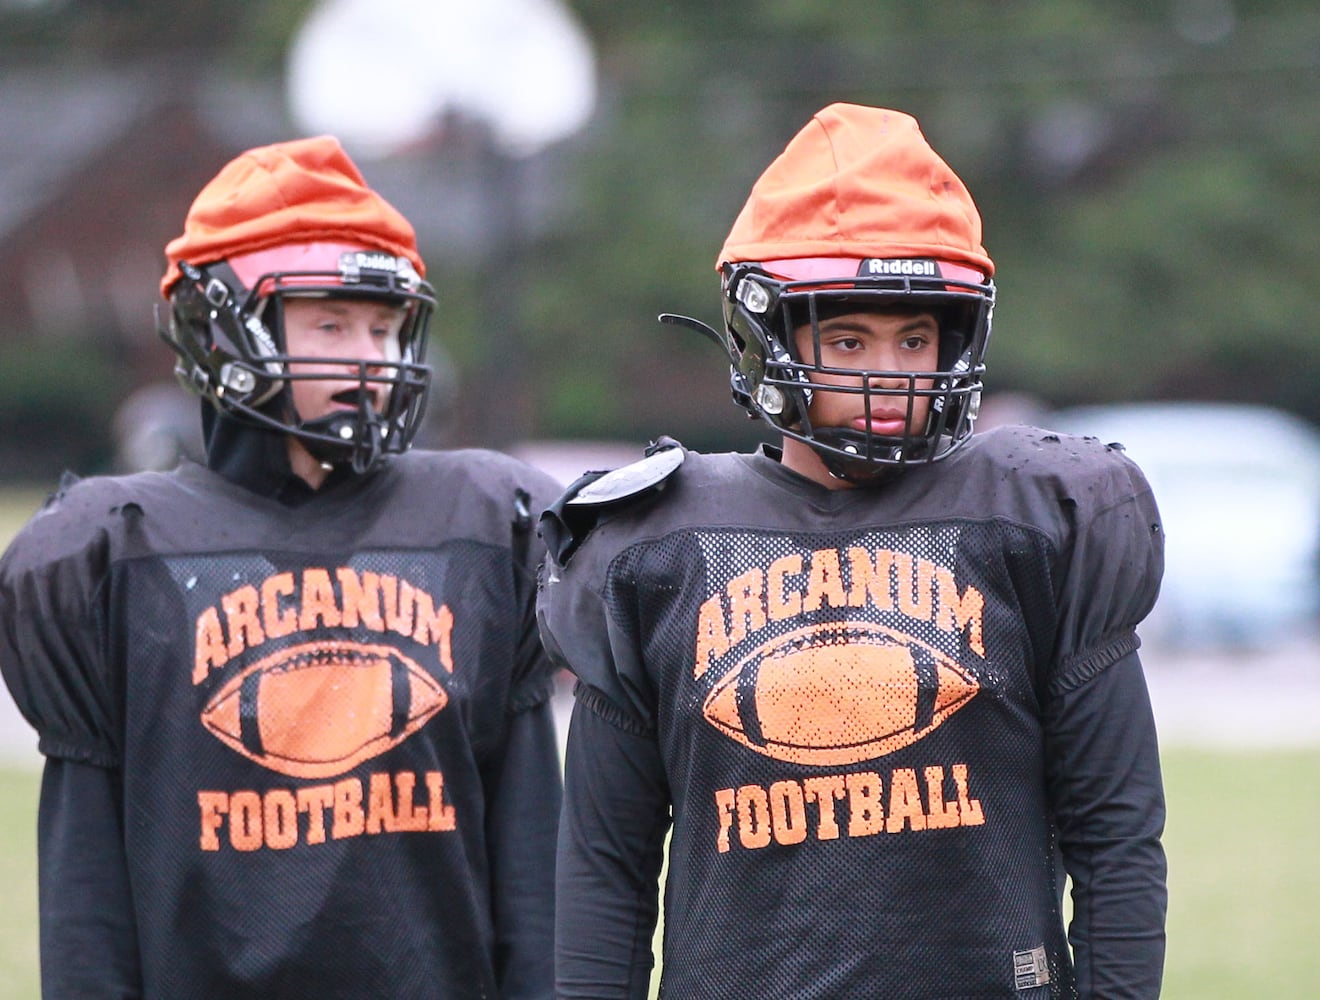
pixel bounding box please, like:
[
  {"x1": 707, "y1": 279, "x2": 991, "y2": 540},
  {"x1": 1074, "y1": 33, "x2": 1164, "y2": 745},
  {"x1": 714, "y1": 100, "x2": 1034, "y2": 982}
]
[
  {"x1": 201, "y1": 641, "x2": 447, "y2": 779},
  {"x1": 702, "y1": 621, "x2": 978, "y2": 765}
]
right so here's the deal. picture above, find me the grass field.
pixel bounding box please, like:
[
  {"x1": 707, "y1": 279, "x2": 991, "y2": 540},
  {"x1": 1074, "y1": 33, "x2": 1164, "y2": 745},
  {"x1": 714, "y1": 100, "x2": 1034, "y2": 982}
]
[
  {"x1": 0, "y1": 748, "x2": 1315, "y2": 998},
  {"x1": 0, "y1": 768, "x2": 38, "y2": 1000},
  {"x1": 0, "y1": 491, "x2": 45, "y2": 545}
]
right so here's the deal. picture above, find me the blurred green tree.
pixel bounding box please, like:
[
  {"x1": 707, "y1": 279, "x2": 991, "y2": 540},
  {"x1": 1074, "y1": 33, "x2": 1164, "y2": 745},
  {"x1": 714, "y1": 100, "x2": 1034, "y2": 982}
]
[{"x1": 2, "y1": 0, "x2": 1317, "y2": 466}]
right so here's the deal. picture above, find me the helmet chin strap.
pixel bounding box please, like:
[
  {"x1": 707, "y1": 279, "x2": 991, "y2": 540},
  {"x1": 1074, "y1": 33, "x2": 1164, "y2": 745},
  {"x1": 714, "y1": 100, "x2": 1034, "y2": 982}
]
[
  {"x1": 811, "y1": 427, "x2": 918, "y2": 485},
  {"x1": 298, "y1": 407, "x2": 387, "y2": 475}
]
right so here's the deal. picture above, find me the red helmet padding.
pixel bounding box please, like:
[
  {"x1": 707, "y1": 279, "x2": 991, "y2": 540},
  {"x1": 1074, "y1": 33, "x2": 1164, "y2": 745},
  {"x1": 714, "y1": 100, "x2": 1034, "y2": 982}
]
[
  {"x1": 756, "y1": 256, "x2": 988, "y2": 286},
  {"x1": 224, "y1": 241, "x2": 420, "y2": 298}
]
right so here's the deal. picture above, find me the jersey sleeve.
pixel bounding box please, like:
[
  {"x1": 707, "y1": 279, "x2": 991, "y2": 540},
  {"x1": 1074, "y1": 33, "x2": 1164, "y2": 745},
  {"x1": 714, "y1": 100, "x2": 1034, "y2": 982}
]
[
  {"x1": 556, "y1": 697, "x2": 670, "y2": 999},
  {"x1": 1043, "y1": 649, "x2": 1167, "y2": 998},
  {"x1": 537, "y1": 547, "x2": 656, "y2": 735},
  {"x1": 37, "y1": 758, "x2": 143, "y2": 997},
  {"x1": 1046, "y1": 441, "x2": 1165, "y2": 697},
  {"x1": 0, "y1": 479, "x2": 121, "y2": 767},
  {"x1": 506, "y1": 466, "x2": 568, "y2": 714},
  {"x1": 509, "y1": 546, "x2": 557, "y2": 714},
  {"x1": 486, "y1": 699, "x2": 561, "y2": 1000},
  {"x1": 535, "y1": 444, "x2": 687, "y2": 733}
]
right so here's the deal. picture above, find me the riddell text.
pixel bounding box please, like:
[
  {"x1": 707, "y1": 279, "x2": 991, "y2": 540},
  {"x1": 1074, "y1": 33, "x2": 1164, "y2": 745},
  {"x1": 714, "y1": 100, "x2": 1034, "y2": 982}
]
[
  {"x1": 713, "y1": 762, "x2": 984, "y2": 853},
  {"x1": 198, "y1": 769, "x2": 456, "y2": 852}
]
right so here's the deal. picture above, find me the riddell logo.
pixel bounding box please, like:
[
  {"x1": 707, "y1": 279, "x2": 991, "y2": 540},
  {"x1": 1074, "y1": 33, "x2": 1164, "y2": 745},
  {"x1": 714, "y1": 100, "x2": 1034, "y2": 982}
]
[
  {"x1": 200, "y1": 640, "x2": 447, "y2": 779},
  {"x1": 862, "y1": 258, "x2": 937, "y2": 277},
  {"x1": 338, "y1": 250, "x2": 420, "y2": 289},
  {"x1": 702, "y1": 620, "x2": 978, "y2": 766}
]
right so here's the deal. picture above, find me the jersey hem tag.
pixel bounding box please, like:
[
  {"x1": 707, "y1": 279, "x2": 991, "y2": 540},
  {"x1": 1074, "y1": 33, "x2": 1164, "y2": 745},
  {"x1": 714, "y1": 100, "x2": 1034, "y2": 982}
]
[{"x1": 1013, "y1": 945, "x2": 1050, "y2": 991}]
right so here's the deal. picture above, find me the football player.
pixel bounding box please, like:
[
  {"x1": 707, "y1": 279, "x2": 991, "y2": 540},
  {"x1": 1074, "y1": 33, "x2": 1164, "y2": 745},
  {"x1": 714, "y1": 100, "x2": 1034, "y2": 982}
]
[
  {"x1": 539, "y1": 104, "x2": 1167, "y2": 998},
  {"x1": 0, "y1": 137, "x2": 561, "y2": 998}
]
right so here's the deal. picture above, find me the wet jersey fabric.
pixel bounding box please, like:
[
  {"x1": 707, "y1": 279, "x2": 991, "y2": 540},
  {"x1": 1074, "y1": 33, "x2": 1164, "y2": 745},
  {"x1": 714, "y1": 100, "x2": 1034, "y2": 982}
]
[
  {"x1": 539, "y1": 425, "x2": 1168, "y2": 999},
  {"x1": 0, "y1": 448, "x2": 562, "y2": 999}
]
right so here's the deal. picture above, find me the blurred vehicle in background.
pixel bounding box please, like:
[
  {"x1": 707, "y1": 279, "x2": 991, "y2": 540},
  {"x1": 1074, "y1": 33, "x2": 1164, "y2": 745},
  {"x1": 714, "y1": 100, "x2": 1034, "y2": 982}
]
[{"x1": 1044, "y1": 402, "x2": 1320, "y2": 651}]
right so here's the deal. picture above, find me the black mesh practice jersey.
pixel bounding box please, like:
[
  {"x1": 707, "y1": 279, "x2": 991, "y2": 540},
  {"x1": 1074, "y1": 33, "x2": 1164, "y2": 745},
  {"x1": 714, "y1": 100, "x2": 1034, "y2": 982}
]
[
  {"x1": 0, "y1": 448, "x2": 564, "y2": 999},
  {"x1": 538, "y1": 425, "x2": 1168, "y2": 1000}
]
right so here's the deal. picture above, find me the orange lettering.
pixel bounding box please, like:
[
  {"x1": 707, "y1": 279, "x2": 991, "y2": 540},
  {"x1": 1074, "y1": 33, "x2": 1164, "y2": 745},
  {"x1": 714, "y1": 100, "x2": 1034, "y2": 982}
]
[
  {"x1": 694, "y1": 593, "x2": 729, "y2": 678},
  {"x1": 299, "y1": 568, "x2": 342, "y2": 630},
  {"x1": 845, "y1": 771, "x2": 884, "y2": 836},
  {"x1": 332, "y1": 778, "x2": 365, "y2": 839},
  {"x1": 367, "y1": 772, "x2": 397, "y2": 834},
  {"x1": 338, "y1": 568, "x2": 385, "y2": 630},
  {"x1": 803, "y1": 775, "x2": 846, "y2": 840},
  {"x1": 894, "y1": 553, "x2": 933, "y2": 622},
  {"x1": 381, "y1": 575, "x2": 414, "y2": 637},
  {"x1": 193, "y1": 608, "x2": 227, "y2": 684},
  {"x1": 924, "y1": 765, "x2": 961, "y2": 829},
  {"x1": 263, "y1": 789, "x2": 299, "y2": 849},
  {"x1": 414, "y1": 597, "x2": 454, "y2": 672},
  {"x1": 228, "y1": 790, "x2": 263, "y2": 851},
  {"x1": 766, "y1": 555, "x2": 803, "y2": 621},
  {"x1": 886, "y1": 767, "x2": 927, "y2": 833},
  {"x1": 221, "y1": 585, "x2": 264, "y2": 659},
  {"x1": 390, "y1": 772, "x2": 431, "y2": 831},
  {"x1": 769, "y1": 780, "x2": 808, "y2": 845},
  {"x1": 952, "y1": 763, "x2": 985, "y2": 826},
  {"x1": 709, "y1": 763, "x2": 983, "y2": 853},
  {"x1": 803, "y1": 548, "x2": 847, "y2": 612},
  {"x1": 714, "y1": 788, "x2": 737, "y2": 853},
  {"x1": 424, "y1": 771, "x2": 457, "y2": 831},
  {"x1": 198, "y1": 791, "x2": 228, "y2": 850},
  {"x1": 298, "y1": 785, "x2": 334, "y2": 845},
  {"x1": 846, "y1": 546, "x2": 894, "y2": 611},
  {"x1": 736, "y1": 784, "x2": 772, "y2": 850},
  {"x1": 935, "y1": 567, "x2": 985, "y2": 657},
  {"x1": 196, "y1": 772, "x2": 459, "y2": 853},
  {"x1": 261, "y1": 572, "x2": 297, "y2": 639},
  {"x1": 726, "y1": 568, "x2": 766, "y2": 646}
]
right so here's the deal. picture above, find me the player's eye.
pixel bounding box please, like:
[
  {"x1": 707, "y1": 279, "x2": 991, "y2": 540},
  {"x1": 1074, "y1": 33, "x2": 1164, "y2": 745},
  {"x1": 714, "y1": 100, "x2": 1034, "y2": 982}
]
[{"x1": 826, "y1": 335, "x2": 864, "y2": 352}]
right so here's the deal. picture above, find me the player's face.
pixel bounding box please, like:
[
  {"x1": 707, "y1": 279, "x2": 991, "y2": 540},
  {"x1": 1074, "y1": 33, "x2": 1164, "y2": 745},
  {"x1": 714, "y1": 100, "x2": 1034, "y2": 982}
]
[
  {"x1": 782, "y1": 308, "x2": 941, "y2": 488},
  {"x1": 281, "y1": 296, "x2": 407, "y2": 424},
  {"x1": 280, "y1": 296, "x2": 408, "y2": 488}
]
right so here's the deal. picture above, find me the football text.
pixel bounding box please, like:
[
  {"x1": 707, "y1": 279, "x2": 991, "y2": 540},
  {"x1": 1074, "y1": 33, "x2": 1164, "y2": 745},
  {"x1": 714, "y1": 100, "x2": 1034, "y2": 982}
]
[
  {"x1": 198, "y1": 769, "x2": 456, "y2": 852},
  {"x1": 713, "y1": 762, "x2": 984, "y2": 853}
]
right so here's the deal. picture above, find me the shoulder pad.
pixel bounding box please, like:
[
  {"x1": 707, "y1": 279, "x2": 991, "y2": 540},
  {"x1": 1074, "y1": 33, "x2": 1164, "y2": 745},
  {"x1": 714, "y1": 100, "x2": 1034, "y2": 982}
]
[
  {"x1": 565, "y1": 443, "x2": 684, "y2": 508},
  {"x1": 540, "y1": 440, "x2": 685, "y2": 565}
]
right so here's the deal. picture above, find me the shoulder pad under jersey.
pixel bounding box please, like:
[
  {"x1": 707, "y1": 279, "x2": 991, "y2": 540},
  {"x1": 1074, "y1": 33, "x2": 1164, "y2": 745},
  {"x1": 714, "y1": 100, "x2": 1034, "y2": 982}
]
[
  {"x1": 566, "y1": 441, "x2": 684, "y2": 507},
  {"x1": 540, "y1": 438, "x2": 685, "y2": 565}
]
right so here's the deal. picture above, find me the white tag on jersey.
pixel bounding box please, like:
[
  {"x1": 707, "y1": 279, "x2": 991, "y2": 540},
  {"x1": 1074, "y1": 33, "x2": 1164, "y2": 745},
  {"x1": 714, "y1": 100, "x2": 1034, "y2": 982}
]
[{"x1": 1012, "y1": 945, "x2": 1051, "y2": 990}]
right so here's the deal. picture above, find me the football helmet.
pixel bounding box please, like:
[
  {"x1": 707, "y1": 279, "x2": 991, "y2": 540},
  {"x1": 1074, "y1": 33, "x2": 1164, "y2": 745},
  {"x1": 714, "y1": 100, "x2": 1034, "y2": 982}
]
[
  {"x1": 700, "y1": 104, "x2": 997, "y2": 483},
  {"x1": 718, "y1": 255, "x2": 995, "y2": 480},
  {"x1": 160, "y1": 240, "x2": 435, "y2": 474}
]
